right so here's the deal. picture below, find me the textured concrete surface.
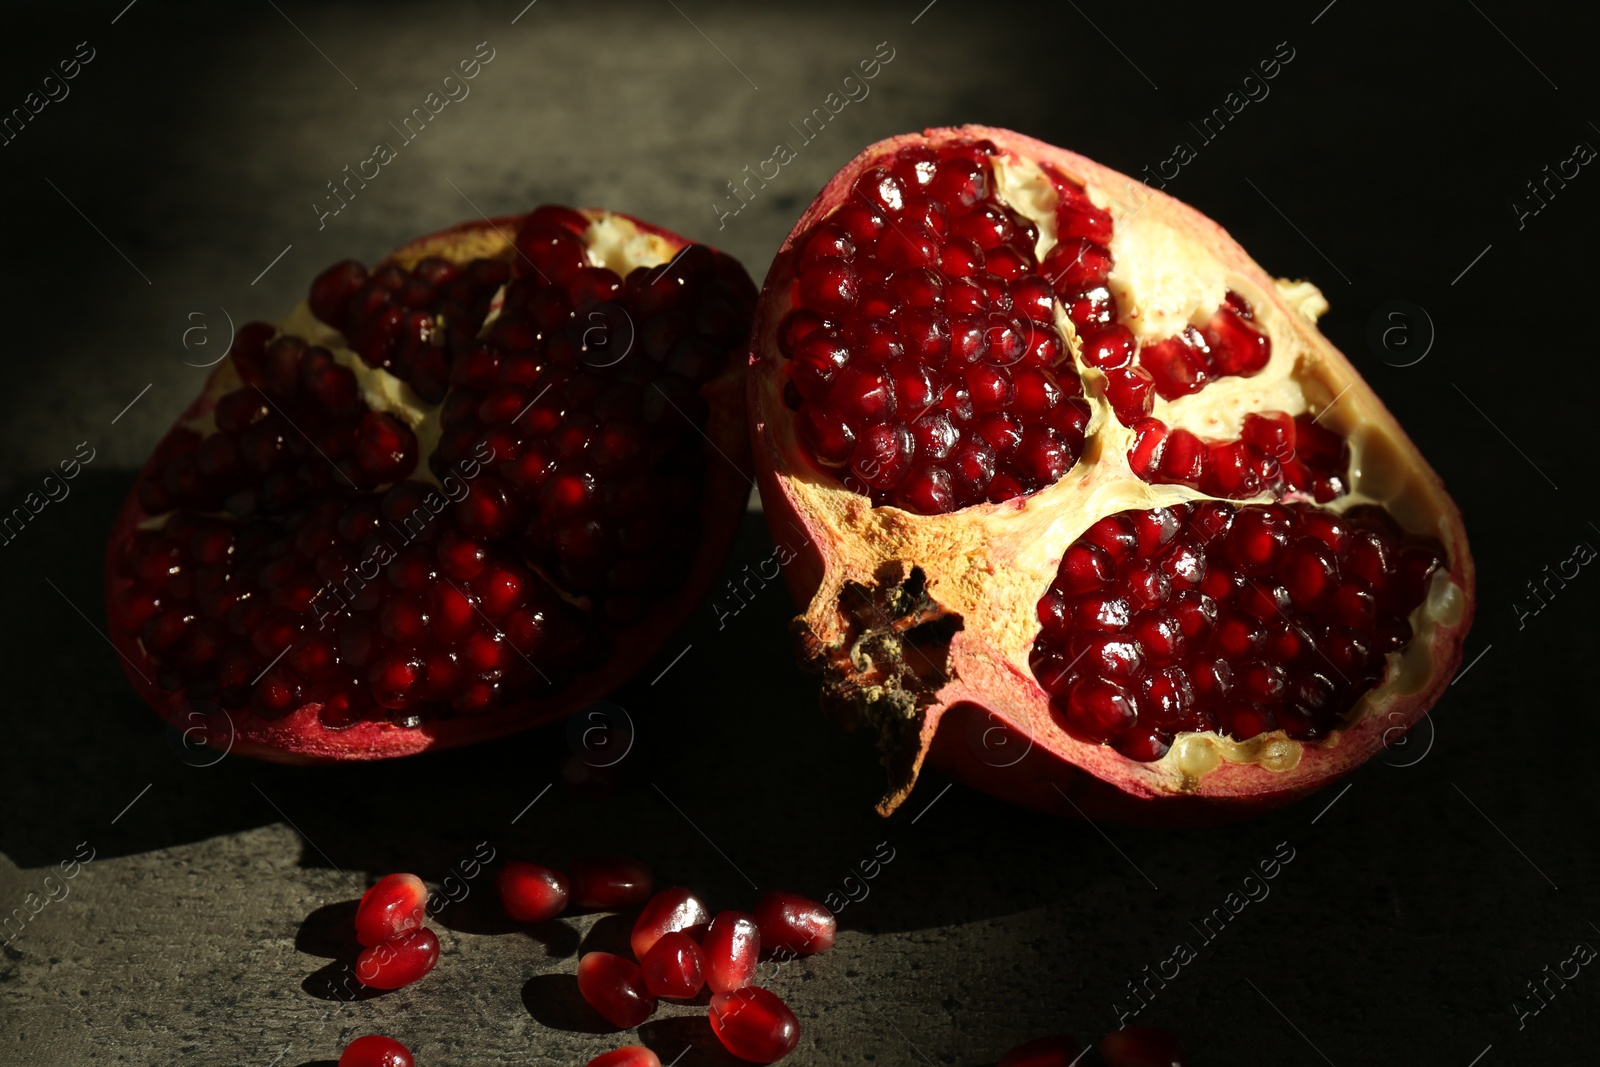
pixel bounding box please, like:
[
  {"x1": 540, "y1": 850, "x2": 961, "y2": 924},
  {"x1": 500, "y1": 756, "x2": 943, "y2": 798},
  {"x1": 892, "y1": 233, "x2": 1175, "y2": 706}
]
[{"x1": 1, "y1": 1, "x2": 1597, "y2": 1064}]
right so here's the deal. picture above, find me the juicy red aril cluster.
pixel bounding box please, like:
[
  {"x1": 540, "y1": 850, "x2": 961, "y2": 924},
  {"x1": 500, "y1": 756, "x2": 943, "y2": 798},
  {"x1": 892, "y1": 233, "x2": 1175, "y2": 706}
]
[
  {"x1": 110, "y1": 206, "x2": 753, "y2": 732},
  {"x1": 352, "y1": 872, "x2": 441, "y2": 990},
  {"x1": 778, "y1": 140, "x2": 1091, "y2": 514},
  {"x1": 1129, "y1": 410, "x2": 1350, "y2": 502},
  {"x1": 447, "y1": 208, "x2": 752, "y2": 614},
  {"x1": 109, "y1": 494, "x2": 591, "y2": 727},
  {"x1": 1038, "y1": 168, "x2": 1265, "y2": 429},
  {"x1": 1136, "y1": 292, "x2": 1269, "y2": 400},
  {"x1": 137, "y1": 326, "x2": 421, "y2": 518},
  {"x1": 1038, "y1": 161, "x2": 1145, "y2": 429},
  {"x1": 496, "y1": 855, "x2": 820, "y2": 1062},
  {"x1": 315, "y1": 253, "x2": 512, "y2": 403},
  {"x1": 1030, "y1": 501, "x2": 1446, "y2": 760}
]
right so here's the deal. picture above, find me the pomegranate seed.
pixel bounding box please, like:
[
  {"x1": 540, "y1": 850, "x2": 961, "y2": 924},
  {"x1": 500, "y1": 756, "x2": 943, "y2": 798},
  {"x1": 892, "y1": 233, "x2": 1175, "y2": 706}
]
[
  {"x1": 586, "y1": 1046, "x2": 662, "y2": 1067},
  {"x1": 752, "y1": 891, "x2": 835, "y2": 956},
  {"x1": 498, "y1": 861, "x2": 570, "y2": 923},
  {"x1": 1140, "y1": 327, "x2": 1209, "y2": 398},
  {"x1": 355, "y1": 927, "x2": 440, "y2": 989},
  {"x1": 630, "y1": 886, "x2": 711, "y2": 959},
  {"x1": 1202, "y1": 306, "x2": 1270, "y2": 376},
  {"x1": 1081, "y1": 325, "x2": 1136, "y2": 371},
  {"x1": 998, "y1": 1033, "x2": 1083, "y2": 1067},
  {"x1": 1127, "y1": 419, "x2": 1167, "y2": 479},
  {"x1": 1100, "y1": 1026, "x2": 1187, "y2": 1067},
  {"x1": 1042, "y1": 237, "x2": 1111, "y2": 293},
  {"x1": 702, "y1": 910, "x2": 761, "y2": 993},
  {"x1": 640, "y1": 930, "x2": 705, "y2": 999},
  {"x1": 576, "y1": 951, "x2": 655, "y2": 1029},
  {"x1": 709, "y1": 987, "x2": 801, "y2": 1064},
  {"x1": 1103, "y1": 365, "x2": 1155, "y2": 423},
  {"x1": 570, "y1": 856, "x2": 653, "y2": 909},
  {"x1": 355, "y1": 873, "x2": 428, "y2": 947},
  {"x1": 338, "y1": 1035, "x2": 414, "y2": 1067}
]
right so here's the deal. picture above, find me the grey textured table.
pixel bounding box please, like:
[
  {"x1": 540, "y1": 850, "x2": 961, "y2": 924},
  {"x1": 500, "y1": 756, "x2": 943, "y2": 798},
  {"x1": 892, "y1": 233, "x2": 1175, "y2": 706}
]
[{"x1": 1, "y1": 1, "x2": 1596, "y2": 1064}]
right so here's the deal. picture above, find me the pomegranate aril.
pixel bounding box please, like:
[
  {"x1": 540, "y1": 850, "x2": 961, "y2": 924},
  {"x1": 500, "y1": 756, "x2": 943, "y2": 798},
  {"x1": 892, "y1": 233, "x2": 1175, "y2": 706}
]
[
  {"x1": 891, "y1": 465, "x2": 955, "y2": 514},
  {"x1": 355, "y1": 873, "x2": 429, "y2": 947},
  {"x1": 752, "y1": 890, "x2": 835, "y2": 956},
  {"x1": 1127, "y1": 419, "x2": 1167, "y2": 479},
  {"x1": 709, "y1": 987, "x2": 801, "y2": 1064},
  {"x1": 1065, "y1": 677, "x2": 1137, "y2": 740},
  {"x1": 570, "y1": 856, "x2": 653, "y2": 909},
  {"x1": 1042, "y1": 237, "x2": 1111, "y2": 294},
  {"x1": 1241, "y1": 411, "x2": 1295, "y2": 459},
  {"x1": 640, "y1": 930, "x2": 705, "y2": 999},
  {"x1": 1104, "y1": 365, "x2": 1155, "y2": 423},
  {"x1": 1100, "y1": 1026, "x2": 1187, "y2": 1067},
  {"x1": 1081, "y1": 325, "x2": 1136, "y2": 371},
  {"x1": 355, "y1": 927, "x2": 440, "y2": 989},
  {"x1": 1140, "y1": 327, "x2": 1209, "y2": 399},
  {"x1": 499, "y1": 861, "x2": 570, "y2": 923},
  {"x1": 1202, "y1": 305, "x2": 1270, "y2": 376},
  {"x1": 999, "y1": 1034, "x2": 1083, "y2": 1067},
  {"x1": 338, "y1": 1035, "x2": 414, "y2": 1067},
  {"x1": 587, "y1": 1047, "x2": 662, "y2": 1067},
  {"x1": 515, "y1": 222, "x2": 588, "y2": 286},
  {"x1": 630, "y1": 886, "x2": 711, "y2": 960},
  {"x1": 702, "y1": 910, "x2": 761, "y2": 993},
  {"x1": 849, "y1": 424, "x2": 914, "y2": 491},
  {"x1": 577, "y1": 951, "x2": 655, "y2": 1029},
  {"x1": 228, "y1": 321, "x2": 276, "y2": 386}
]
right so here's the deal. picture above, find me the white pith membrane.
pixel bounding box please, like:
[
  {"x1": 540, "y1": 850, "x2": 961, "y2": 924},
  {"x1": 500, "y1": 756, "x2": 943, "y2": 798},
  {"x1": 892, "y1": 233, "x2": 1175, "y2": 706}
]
[
  {"x1": 140, "y1": 211, "x2": 678, "y2": 650},
  {"x1": 763, "y1": 147, "x2": 1466, "y2": 791}
]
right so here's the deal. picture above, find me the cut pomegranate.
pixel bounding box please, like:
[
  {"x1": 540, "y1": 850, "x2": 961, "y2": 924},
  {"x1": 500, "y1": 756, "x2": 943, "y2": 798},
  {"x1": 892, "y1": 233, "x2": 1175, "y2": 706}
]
[
  {"x1": 702, "y1": 910, "x2": 761, "y2": 993},
  {"x1": 998, "y1": 1033, "x2": 1082, "y2": 1067},
  {"x1": 708, "y1": 987, "x2": 800, "y2": 1063},
  {"x1": 1101, "y1": 1026, "x2": 1186, "y2": 1067},
  {"x1": 339, "y1": 1035, "x2": 414, "y2": 1067},
  {"x1": 355, "y1": 872, "x2": 428, "y2": 947},
  {"x1": 751, "y1": 891, "x2": 835, "y2": 956},
  {"x1": 639, "y1": 930, "x2": 705, "y2": 999},
  {"x1": 498, "y1": 861, "x2": 569, "y2": 923},
  {"x1": 748, "y1": 127, "x2": 1473, "y2": 821},
  {"x1": 577, "y1": 951, "x2": 655, "y2": 1029},
  {"x1": 587, "y1": 1047, "x2": 662, "y2": 1067},
  {"x1": 355, "y1": 927, "x2": 440, "y2": 989},
  {"x1": 106, "y1": 206, "x2": 753, "y2": 761},
  {"x1": 570, "y1": 855, "x2": 653, "y2": 909},
  {"x1": 629, "y1": 886, "x2": 710, "y2": 959}
]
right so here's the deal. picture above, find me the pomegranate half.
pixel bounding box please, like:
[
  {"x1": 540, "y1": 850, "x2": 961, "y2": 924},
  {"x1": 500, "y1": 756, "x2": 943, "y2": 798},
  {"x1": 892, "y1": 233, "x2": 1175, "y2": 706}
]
[
  {"x1": 748, "y1": 126, "x2": 1473, "y2": 822},
  {"x1": 106, "y1": 206, "x2": 754, "y2": 760}
]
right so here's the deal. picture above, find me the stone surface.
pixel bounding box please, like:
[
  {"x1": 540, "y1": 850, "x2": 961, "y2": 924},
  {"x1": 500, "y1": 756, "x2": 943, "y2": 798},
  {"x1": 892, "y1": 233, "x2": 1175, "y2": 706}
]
[{"x1": 0, "y1": 1, "x2": 1595, "y2": 1064}]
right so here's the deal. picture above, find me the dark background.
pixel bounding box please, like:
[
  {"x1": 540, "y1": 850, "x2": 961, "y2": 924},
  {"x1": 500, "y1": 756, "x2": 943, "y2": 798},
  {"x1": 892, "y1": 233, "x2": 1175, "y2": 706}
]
[{"x1": 0, "y1": 1, "x2": 1594, "y2": 1064}]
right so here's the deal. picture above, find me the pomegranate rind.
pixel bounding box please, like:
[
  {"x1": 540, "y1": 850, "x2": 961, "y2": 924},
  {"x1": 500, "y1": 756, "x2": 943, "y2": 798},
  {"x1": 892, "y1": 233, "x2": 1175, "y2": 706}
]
[
  {"x1": 106, "y1": 210, "x2": 752, "y2": 763},
  {"x1": 748, "y1": 126, "x2": 1473, "y2": 822}
]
